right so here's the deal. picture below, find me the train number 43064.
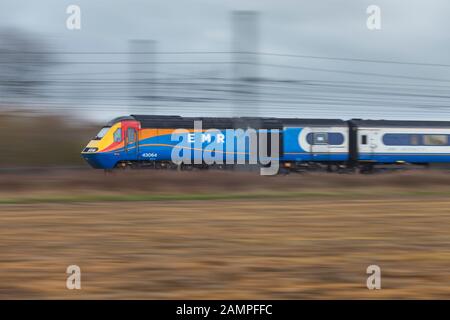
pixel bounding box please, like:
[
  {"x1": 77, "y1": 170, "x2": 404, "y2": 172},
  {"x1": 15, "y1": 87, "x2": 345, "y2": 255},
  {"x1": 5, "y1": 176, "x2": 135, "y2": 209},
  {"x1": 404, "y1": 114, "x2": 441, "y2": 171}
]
[{"x1": 142, "y1": 153, "x2": 158, "y2": 158}]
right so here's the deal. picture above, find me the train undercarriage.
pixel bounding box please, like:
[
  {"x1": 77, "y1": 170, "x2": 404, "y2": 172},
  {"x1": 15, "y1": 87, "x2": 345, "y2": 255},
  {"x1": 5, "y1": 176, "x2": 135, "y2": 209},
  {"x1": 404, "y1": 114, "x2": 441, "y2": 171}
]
[{"x1": 112, "y1": 160, "x2": 432, "y2": 174}]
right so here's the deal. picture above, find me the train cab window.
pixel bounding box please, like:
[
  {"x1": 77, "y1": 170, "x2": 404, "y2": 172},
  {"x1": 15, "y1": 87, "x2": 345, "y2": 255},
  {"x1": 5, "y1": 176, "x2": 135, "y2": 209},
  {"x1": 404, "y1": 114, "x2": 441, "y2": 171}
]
[
  {"x1": 127, "y1": 128, "x2": 136, "y2": 143},
  {"x1": 113, "y1": 128, "x2": 122, "y2": 143},
  {"x1": 94, "y1": 127, "x2": 110, "y2": 140},
  {"x1": 423, "y1": 134, "x2": 448, "y2": 146},
  {"x1": 313, "y1": 132, "x2": 328, "y2": 145},
  {"x1": 361, "y1": 135, "x2": 367, "y2": 145}
]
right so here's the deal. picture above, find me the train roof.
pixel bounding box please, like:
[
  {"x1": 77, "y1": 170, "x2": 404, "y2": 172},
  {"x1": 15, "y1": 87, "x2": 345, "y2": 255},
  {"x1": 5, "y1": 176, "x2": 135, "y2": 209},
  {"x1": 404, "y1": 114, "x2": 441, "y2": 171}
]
[
  {"x1": 280, "y1": 118, "x2": 346, "y2": 126},
  {"x1": 350, "y1": 119, "x2": 450, "y2": 128},
  {"x1": 108, "y1": 115, "x2": 450, "y2": 129},
  {"x1": 106, "y1": 116, "x2": 135, "y2": 126},
  {"x1": 130, "y1": 115, "x2": 345, "y2": 129}
]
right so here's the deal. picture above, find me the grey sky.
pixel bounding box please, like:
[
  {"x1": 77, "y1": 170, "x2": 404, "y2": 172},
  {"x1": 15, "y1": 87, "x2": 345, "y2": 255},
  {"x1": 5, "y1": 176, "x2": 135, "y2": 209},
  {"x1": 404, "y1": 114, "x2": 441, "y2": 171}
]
[{"x1": 1, "y1": 0, "x2": 450, "y2": 121}]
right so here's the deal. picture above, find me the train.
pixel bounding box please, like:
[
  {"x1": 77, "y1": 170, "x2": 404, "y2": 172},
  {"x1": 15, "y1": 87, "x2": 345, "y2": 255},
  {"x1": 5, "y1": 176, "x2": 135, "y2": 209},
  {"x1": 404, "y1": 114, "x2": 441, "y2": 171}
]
[{"x1": 81, "y1": 115, "x2": 450, "y2": 173}]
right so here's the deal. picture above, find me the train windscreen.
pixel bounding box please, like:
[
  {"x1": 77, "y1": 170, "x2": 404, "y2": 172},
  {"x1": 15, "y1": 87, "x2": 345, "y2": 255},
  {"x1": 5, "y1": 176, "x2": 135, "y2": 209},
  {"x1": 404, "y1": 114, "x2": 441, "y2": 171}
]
[{"x1": 94, "y1": 127, "x2": 110, "y2": 140}]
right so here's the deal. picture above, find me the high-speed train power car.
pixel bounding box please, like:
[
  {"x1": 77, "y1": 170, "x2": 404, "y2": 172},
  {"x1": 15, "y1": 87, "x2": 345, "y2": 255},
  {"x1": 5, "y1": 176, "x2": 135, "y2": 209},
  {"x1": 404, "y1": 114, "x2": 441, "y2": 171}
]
[{"x1": 81, "y1": 115, "x2": 450, "y2": 172}]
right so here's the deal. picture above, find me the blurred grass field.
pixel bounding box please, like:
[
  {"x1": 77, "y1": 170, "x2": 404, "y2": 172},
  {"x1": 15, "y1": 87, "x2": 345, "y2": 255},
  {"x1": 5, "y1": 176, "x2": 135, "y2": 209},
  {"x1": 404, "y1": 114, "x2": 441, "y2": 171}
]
[{"x1": 0, "y1": 170, "x2": 450, "y2": 299}]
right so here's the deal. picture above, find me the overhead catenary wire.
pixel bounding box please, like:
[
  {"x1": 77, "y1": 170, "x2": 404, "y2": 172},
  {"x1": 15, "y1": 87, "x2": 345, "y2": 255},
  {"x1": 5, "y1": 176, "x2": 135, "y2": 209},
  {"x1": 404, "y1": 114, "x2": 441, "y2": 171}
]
[
  {"x1": 1, "y1": 50, "x2": 450, "y2": 120},
  {"x1": 1, "y1": 50, "x2": 450, "y2": 68}
]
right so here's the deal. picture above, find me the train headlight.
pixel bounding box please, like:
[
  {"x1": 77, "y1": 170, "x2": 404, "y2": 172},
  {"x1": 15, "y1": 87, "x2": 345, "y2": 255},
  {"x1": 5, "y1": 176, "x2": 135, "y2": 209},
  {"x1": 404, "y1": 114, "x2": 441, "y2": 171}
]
[{"x1": 83, "y1": 147, "x2": 98, "y2": 153}]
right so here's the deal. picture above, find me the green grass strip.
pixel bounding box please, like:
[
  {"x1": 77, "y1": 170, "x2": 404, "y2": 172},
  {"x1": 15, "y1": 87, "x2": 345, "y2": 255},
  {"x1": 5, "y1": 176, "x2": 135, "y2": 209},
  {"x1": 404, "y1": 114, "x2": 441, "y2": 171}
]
[{"x1": 1, "y1": 188, "x2": 450, "y2": 204}]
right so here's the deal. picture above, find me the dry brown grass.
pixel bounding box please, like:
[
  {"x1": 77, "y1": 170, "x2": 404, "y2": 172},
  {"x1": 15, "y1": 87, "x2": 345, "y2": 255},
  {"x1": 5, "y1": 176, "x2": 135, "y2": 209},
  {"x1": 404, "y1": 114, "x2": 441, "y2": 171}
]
[
  {"x1": 1, "y1": 170, "x2": 450, "y2": 299},
  {"x1": 2, "y1": 168, "x2": 450, "y2": 195},
  {"x1": 0, "y1": 198, "x2": 449, "y2": 299}
]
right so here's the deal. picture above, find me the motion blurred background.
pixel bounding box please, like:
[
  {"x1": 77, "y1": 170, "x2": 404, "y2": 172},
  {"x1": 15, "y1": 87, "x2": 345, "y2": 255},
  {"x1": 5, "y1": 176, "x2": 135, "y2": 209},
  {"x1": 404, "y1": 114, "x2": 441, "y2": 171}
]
[{"x1": 1, "y1": 1, "x2": 450, "y2": 299}]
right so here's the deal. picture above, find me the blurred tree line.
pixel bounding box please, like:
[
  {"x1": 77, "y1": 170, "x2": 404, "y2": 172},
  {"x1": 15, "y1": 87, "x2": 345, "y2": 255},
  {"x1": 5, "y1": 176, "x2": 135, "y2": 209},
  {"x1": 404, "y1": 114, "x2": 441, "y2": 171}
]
[{"x1": 0, "y1": 112, "x2": 98, "y2": 167}]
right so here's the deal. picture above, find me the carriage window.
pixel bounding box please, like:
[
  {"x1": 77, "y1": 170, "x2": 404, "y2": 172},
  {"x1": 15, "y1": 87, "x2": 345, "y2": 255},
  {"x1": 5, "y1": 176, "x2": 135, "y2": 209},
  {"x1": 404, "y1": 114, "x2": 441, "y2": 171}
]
[
  {"x1": 383, "y1": 134, "x2": 412, "y2": 146},
  {"x1": 361, "y1": 135, "x2": 367, "y2": 145},
  {"x1": 306, "y1": 132, "x2": 343, "y2": 145},
  {"x1": 384, "y1": 133, "x2": 448, "y2": 146},
  {"x1": 410, "y1": 135, "x2": 420, "y2": 145},
  {"x1": 328, "y1": 133, "x2": 344, "y2": 145},
  {"x1": 423, "y1": 135, "x2": 447, "y2": 146},
  {"x1": 313, "y1": 133, "x2": 328, "y2": 145},
  {"x1": 113, "y1": 128, "x2": 122, "y2": 142}
]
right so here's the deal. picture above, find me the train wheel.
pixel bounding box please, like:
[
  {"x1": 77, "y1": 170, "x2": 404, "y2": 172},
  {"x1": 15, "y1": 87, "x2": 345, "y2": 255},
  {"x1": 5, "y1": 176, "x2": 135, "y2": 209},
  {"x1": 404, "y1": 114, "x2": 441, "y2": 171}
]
[{"x1": 359, "y1": 164, "x2": 374, "y2": 174}]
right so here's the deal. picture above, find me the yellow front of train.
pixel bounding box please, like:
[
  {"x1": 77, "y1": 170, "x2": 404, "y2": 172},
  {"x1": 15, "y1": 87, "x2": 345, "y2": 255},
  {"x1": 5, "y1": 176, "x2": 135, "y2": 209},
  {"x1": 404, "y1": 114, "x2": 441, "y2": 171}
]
[{"x1": 81, "y1": 122, "x2": 124, "y2": 169}]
